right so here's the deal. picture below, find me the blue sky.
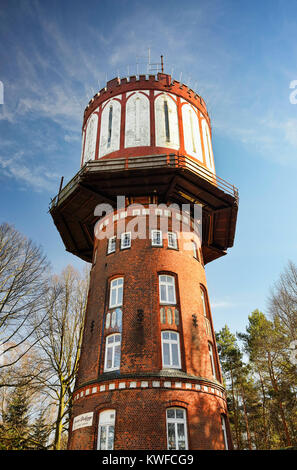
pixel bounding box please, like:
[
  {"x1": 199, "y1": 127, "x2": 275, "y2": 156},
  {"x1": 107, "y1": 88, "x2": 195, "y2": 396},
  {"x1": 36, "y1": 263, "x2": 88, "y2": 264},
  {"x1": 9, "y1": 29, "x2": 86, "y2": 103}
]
[{"x1": 1, "y1": 0, "x2": 297, "y2": 336}]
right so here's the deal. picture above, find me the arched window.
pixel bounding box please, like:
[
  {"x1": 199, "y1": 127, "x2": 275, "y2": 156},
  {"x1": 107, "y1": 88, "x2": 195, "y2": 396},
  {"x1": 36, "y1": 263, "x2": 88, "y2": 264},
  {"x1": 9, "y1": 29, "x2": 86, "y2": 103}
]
[
  {"x1": 182, "y1": 104, "x2": 202, "y2": 160},
  {"x1": 125, "y1": 92, "x2": 150, "y2": 148},
  {"x1": 161, "y1": 331, "x2": 181, "y2": 369},
  {"x1": 159, "y1": 275, "x2": 176, "y2": 305},
  {"x1": 104, "y1": 333, "x2": 121, "y2": 371},
  {"x1": 109, "y1": 278, "x2": 124, "y2": 308},
  {"x1": 155, "y1": 93, "x2": 179, "y2": 149},
  {"x1": 202, "y1": 120, "x2": 213, "y2": 170},
  {"x1": 166, "y1": 408, "x2": 188, "y2": 450},
  {"x1": 97, "y1": 410, "x2": 116, "y2": 450},
  {"x1": 83, "y1": 113, "x2": 98, "y2": 163}
]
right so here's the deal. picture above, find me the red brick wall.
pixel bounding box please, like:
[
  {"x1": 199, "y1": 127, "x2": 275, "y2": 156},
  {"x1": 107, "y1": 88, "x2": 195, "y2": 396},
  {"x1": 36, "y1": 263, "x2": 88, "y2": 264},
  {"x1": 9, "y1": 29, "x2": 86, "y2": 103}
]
[
  {"x1": 68, "y1": 208, "x2": 231, "y2": 450},
  {"x1": 69, "y1": 385, "x2": 230, "y2": 450}
]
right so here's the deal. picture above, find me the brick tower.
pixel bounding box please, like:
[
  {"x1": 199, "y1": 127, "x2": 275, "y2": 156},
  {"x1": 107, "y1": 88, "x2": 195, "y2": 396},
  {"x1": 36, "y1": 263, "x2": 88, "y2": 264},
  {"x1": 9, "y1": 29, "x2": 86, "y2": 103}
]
[{"x1": 50, "y1": 70, "x2": 238, "y2": 450}]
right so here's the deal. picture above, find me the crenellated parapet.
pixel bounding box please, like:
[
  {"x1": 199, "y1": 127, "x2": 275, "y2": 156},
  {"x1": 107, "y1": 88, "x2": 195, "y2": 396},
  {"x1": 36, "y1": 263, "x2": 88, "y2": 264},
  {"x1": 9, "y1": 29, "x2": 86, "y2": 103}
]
[{"x1": 80, "y1": 73, "x2": 215, "y2": 173}]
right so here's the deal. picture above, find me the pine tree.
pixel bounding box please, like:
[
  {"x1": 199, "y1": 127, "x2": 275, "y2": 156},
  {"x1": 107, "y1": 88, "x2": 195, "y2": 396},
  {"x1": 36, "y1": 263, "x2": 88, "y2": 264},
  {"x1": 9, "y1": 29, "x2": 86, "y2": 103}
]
[
  {"x1": 30, "y1": 411, "x2": 49, "y2": 449},
  {"x1": 1, "y1": 385, "x2": 30, "y2": 450},
  {"x1": 239, "y1": 310, "x2": 294, "y2": 448},
  {"x1": 216, "y1": 325, "x2": 244, "y2": 448}
]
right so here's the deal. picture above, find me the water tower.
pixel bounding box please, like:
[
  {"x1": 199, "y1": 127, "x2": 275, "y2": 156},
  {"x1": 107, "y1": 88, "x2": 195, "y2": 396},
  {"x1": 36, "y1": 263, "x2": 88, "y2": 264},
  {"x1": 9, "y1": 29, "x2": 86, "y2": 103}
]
[{"x1": 50, "y1": 65, "x2": 238, "y2": 450}]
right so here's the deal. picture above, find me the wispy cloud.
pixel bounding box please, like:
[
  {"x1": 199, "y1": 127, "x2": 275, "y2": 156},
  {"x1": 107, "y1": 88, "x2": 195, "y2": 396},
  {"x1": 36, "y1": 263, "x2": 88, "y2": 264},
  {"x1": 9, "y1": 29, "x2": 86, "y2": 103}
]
[
  {"x1": 0, "y1": 152, "x2": 59, "y2": 192},
  {"x1": 1, "y1": 0, "x2": 297, "y2": 200}
]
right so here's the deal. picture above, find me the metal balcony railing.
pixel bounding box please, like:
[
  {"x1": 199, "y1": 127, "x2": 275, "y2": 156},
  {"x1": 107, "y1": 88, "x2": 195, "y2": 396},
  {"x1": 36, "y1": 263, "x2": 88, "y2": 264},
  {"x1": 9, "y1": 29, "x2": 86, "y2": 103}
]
[{"x1": 50, "y1": 154, "x2": 239, "y2": 209}]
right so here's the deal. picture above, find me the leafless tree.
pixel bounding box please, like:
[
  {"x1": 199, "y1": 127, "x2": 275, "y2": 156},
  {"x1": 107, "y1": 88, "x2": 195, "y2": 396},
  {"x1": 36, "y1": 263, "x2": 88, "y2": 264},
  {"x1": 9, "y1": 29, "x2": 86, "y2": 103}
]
[
  {"x1": 33, "y1": 265, "x2": 88, "y2": 450},
  {"x1": 268, "y1": 260, "x2": 297, "y2": 342},
  {"x1": 0, "y1": 223, "x2": 50, "y2": 387}
]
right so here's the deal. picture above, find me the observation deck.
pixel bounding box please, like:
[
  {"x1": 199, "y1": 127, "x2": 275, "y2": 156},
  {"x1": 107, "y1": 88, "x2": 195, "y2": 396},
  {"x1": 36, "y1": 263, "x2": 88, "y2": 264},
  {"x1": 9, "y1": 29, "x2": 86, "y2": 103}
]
[{"x1": 49, "y1": 153, "x2": 238, "y2": 265}]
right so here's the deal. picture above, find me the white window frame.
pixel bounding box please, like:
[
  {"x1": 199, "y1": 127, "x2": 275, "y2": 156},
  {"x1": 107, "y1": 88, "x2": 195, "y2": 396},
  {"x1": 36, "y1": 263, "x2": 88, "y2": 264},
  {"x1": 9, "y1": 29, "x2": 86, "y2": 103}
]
[
  {"x1": 192, "y1": 240, "x2": 198, "y2": 259},
  {"x1": 161, "y1": 330, "x2": 181, "y2": 369},
  {"x1": 208, "y1": 342, "x2": 218, "y2": 380},
  {"x1": 166, "y1": 408, "x2": 188, "y2": 450},
  {"x1": 109, "y1": 277, "x2": 123, "y2": 308},
  {"x1": 120, "y1": 232, "x2": 131, "y2": 250},
  {"x1": 168, "y1": 232, "x2": 178, "y2": 250},
  {"x1": 107, "y1": 236, "x2": 116, "y2": 254},
  {"x1": 201, "y1": 287, "x2": 207, "y2": 317},
  {"x1": 151, "y1": 229, "x2": 162, "y2": 247},
  {"x1": 97, "y1": 410, "x2": 116, "y2": 450},
  {"x1": 159, "y1": 275, "x2": 176, "y2": 305},
  {"x1": 221, "y1": 415, "x2": 229, "y2": 449},
  {"x1": 104, "y1": 333, "x2": 121, "y2": 372}
]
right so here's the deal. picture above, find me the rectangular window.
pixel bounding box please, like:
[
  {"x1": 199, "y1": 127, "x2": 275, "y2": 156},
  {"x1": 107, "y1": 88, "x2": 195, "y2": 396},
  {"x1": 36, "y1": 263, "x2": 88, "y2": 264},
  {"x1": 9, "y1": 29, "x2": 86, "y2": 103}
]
[
  {"x1": 168, "y1": 232, "x2": 178, "y2": 250},
  {"x1": 151, "y1": 230, "x2": 162, "y2": 247},
  {"x1": 104, "y1": 334, "x2": 121, "y2": 371},
  {"x1": 159, "y1": 275, "x2": 176, "y2": 304},
  {"x1": 221, "y1": 415, "x2": 229, "y2": 450},
  {"x1": 201, "y1": 288, "x2": 207, "y2": 317},
  {"x1": 192, "y1": 241, "x2": 198, "y2": 259},
  {"x1": 166, "y1": 408, "x2": 188, "y2": 450},
  {"x1": 98, "y1": 410, "x2": 116, "y2": 450},
  {"x1": 120, "y1": 232, "x2": 131, "y2": 250},
  {"x1": 208, "y1": 342, "x2": 218, "y2": 380},
  {"x1": 109, "y1": 278, "x2": 124, "y2": 308},
  {"x1": 107, "y1": 236, "x2": 116, "y2": 254},
  {"x1": 162, "y1": 331, "x2": 181, "y2": 369}
]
